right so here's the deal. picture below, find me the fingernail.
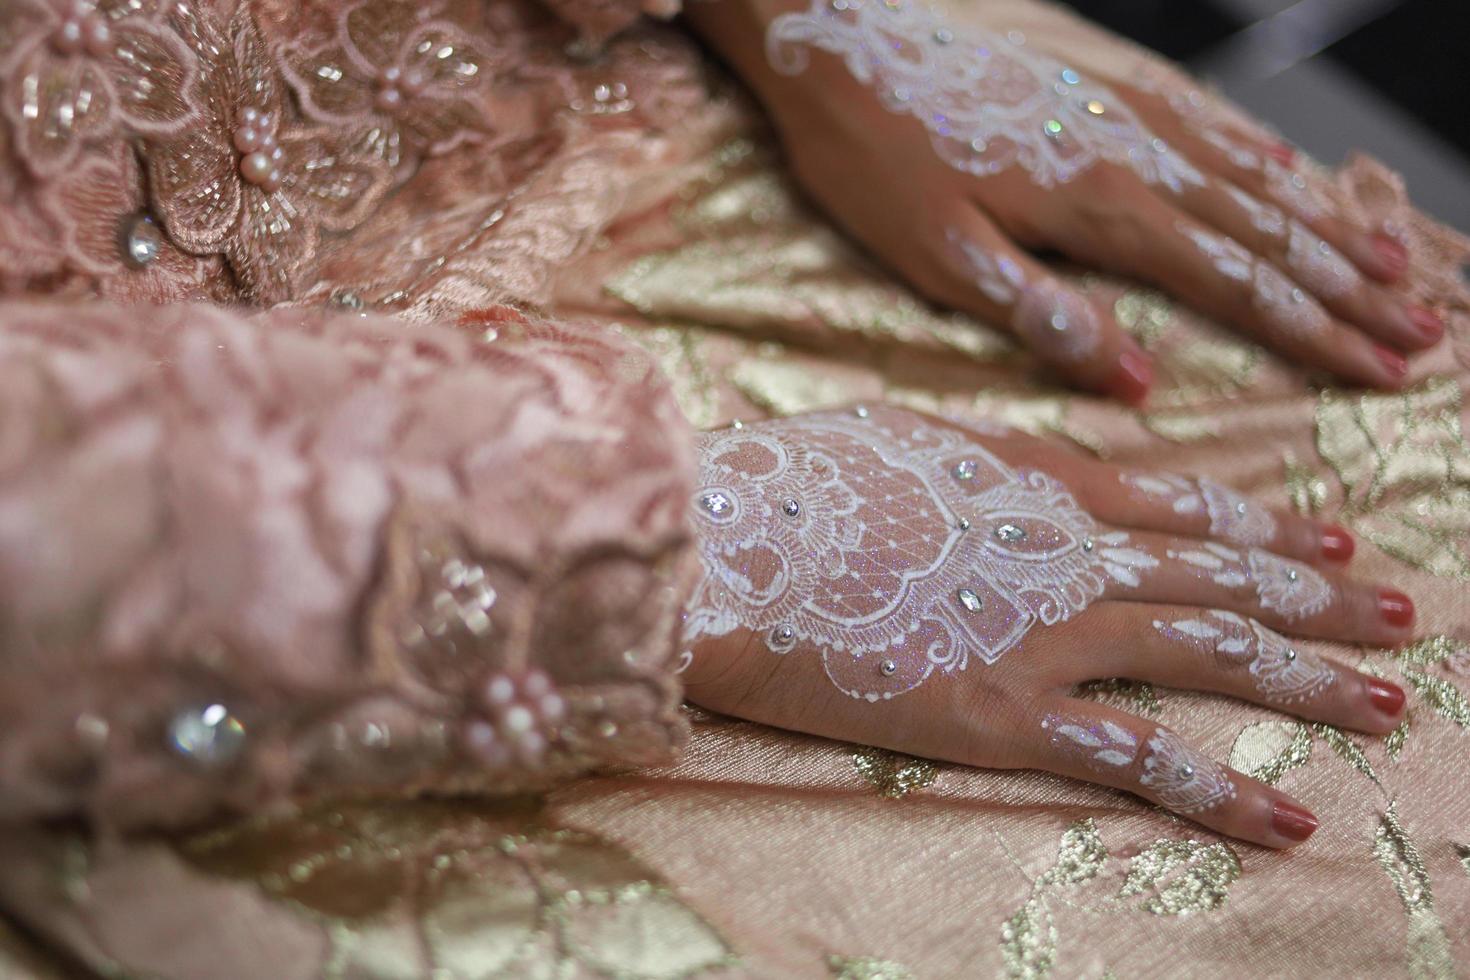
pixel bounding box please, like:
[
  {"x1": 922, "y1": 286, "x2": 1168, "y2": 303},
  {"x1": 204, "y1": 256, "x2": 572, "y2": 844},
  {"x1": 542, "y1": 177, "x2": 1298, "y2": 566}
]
[
  {"x1": 1374, "y1": 345, "x2": 1408, "y2": 381},
  {"x1": 1104, "y1": 349, "x2": 1153, "y2": 405},
  {"x1": 1271, "y1": 800, "x2": 1319, "y2": 843},
  {"x1": 1378, "y1": 589, "x2": 1415, "y2": 628},
  {"x1": 1268, "y1": 142, "x2": 1296, "y2": 166},
  {"x1": 1373, "y1": 235, "x2": 1409, "y2": 278},
  {"x1": 1320, "y1": 524, "x2": 1355, "y2": 563},
  {"x1": 1366, "y1": 678, "x2": 1407, "y2": 717},
  {"x1": 1407, "y1": 305, "x2": 1444, "y2": 344}
]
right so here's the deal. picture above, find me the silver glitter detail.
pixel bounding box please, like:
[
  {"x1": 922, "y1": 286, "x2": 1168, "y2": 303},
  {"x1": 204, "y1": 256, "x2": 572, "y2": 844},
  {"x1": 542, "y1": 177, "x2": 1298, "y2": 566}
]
[
  {"x1": 1180, "y1": 763, "x2": 1195, "y2": 778},
  {"x1": 1235, "y1": 502, "x2": 1248, "y2": 516},
  {"x1": 782, "y1": 498, "x2": 802, "y2": 518},
  {"x1": 953, "y1": 459, "x2": 977, "y2": 481},
  {"x1": 995, "y1": 523, "x2": 1026, "y2": 542},
  {"x1": 957, "y1": 517, "x2": 971, "y2": 531},
  {"x1": 699, "y1": 492, "x2": 732, "y2": 516},
  {"x1": 957, "y1": 588, "x2": 983, "y2": 612},
  {"x1": 731, "y1": 419, "x2": 745, "y2": 430},
  {"x1": 1285, "y1": 648, "x2": 1298, "y2": 662},
  {"x1": 1082, "y1": 537, "x2": 1095, "y2": 552},
  {"x1": 122, "y1": 214, "x2": 163, "y2": 269},
  {"x1": 773, "y1": 624, "x2": 795, "y2": 643},
  {"x1": 854, "y1": 405, "x2": 871, "y2": 419},
  {"x1": 932, "y1": 27, "x2": 953, "y2": 44},
  {"x1": 168, "y1": 704, "x2": 246, "y2": 767},
  {"x1": 597, "y1": 719, "x2": 618, "y2": 738},
  {"x1": 1287, "y1": 568, "x2": 1299, "y2": 582},
  {"x1": 880, "y1": 658, "x2": 898, "y2": 675},
  {"x1": 329, "y1": 289, "x2": 365, "y2": 311}
]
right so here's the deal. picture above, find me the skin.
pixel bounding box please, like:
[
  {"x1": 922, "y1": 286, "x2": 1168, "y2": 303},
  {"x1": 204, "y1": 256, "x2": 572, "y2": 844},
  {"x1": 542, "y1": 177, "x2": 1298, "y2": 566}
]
[
  {"x1": 682, "y1": 409, "x2": 1414, "y2": 849},
  {"x1": 682, "y1": 0, "x2": 1444, "y2": 402}
]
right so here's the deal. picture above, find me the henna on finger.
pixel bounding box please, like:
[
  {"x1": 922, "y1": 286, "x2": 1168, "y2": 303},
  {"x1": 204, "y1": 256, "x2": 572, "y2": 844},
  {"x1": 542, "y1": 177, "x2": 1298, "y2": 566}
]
[{"x1": 1120, "y1": 471, "x2": 1277, "y2": 547}]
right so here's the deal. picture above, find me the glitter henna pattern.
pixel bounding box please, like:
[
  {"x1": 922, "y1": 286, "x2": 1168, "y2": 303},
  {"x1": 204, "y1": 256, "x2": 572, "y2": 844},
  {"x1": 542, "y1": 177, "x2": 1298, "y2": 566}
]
[
  {"x1": 1121, "y1": 471, "x2": 1277, "y2": 547},
  {"x1": 1167, "y1": 543, "x2": 1333, "y2": 621},
  {"x1": 682, "y1": 407, "x2": 1158, "y2": 701},
  {"x1": 1139, "y1": 729, "x2": 1237, "y2": 814},
  {"x1": 1042, "y1": 714, "x2": 1139, "y2": 772},
  {"x1": 947, "y1": 229, "x2": 1101, "y2": 364},
  {"x1": 1285, "y1": 221, "x2": 1361, "y2": 300},
  {"x1": 1153, "y1": 611, "x2": 1336, "y2": 704},
  {"x1": 767, "y1": 0, "x2": 1205, "y2": 192},
  {"x1": 1177, "y1": 223, "x2": 1331, "y2": 339}
]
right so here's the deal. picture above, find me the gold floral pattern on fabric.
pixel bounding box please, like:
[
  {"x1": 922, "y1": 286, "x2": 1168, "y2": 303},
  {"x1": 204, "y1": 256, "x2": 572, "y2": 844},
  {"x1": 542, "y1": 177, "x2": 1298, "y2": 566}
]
[
  {"x1": 1380, "y1": 637, "x2": 1470, "y2": 758},
  {"x1": 852, "y1": 748, "x2": 940, "y2": 799},
  {"x1": 1117, "y1": 839, "x2": 1241, "y2": 916},
  {"x1": 827, "y1": 954, "x2": 915, "y2": 980},
  {"x1": 178, "y1": 798, "x2": 739, "y2": 978},
  {"x1": 1373, "y1": 804, "x2": 1455, "y2": 979},
  {"x1": 1227, "y1": 720, "x2": 1313, "y2": 785},
  {"x1": 1314, "y1": 379, "x2": 1470, "y2": 580}
]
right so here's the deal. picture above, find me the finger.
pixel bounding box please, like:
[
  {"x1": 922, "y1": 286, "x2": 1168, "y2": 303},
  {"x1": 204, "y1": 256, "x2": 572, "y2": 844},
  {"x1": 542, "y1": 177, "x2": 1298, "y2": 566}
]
[
  {"x1": 1178, "y1": 179, "x2": 1442, "y2": 350},
  {"x1": 969, "y1": 438, "x2": 1356, "y2": 566},
  {"x1": 1033, "y1": 700, "x2": 1319, "y2": 848},
  {"x1": 928, "y1": 208, "x2": 1154, "y2": 404},
  {"x1": 1107, "y1": 531, "x2": 1415, "y2": 647},
  {"x1": 1052, "y1": 603, "x2": 1406, "y2": 734},
  {"x1": 1167, "y1": 121, "x2": 1415, "y2": 286}
]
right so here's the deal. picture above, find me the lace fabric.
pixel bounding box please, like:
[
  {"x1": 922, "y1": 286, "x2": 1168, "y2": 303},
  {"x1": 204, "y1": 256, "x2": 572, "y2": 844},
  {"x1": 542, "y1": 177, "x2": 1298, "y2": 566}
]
[{"x1": 0, "y1": 301, "x2": 695, "y2": 830}]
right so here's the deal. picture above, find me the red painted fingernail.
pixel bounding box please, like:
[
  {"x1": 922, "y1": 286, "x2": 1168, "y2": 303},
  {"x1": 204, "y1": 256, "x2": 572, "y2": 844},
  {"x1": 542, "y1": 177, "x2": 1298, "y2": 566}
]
[
  {"x1": 1374, "y1": 345, "x2": 1408, "y2": 381},
  {"x1": 1271, "y1": 801, "x2": 1319, "y2": 843},
  {"x1": 1378, "y1": 589, "x2": 1415, "y2": 628},
  {"x1": 1104, "y1": 349, "x2": 1153, "y2": 405},
  {"x1": 1366, "y1": 678, "x2": 1407, "y2": 716},
  {"x1": 1320, "y1": 524, "x2": 1355, "y2": 563},
  {"x1": 1408, "y1": 305, "x2": 1444, "y2": 344},
  {"x1": 1373, "y1": 235, "x2": 1409, "y2": 279},
  {"x1": 1268, "y1": 142, "x2": 1296, "y2": 166}
]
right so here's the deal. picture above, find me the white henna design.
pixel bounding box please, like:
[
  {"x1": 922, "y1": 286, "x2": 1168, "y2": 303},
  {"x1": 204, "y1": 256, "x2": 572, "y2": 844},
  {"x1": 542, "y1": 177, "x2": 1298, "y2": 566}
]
[
  {"x1": 1264, "y1": 158, "x2": 1336, "y2": 222},
  {"x1": 946, "y1": 230, "x2": 1102, "y2": 364},
  {"x1": 1286, "y1": 221, "x2": 1360, "y2": 300},
  {"x1": 1153, "y1": 611, "x2": 1336, "y2": 704},
  {"x1": 1139, "y1": 729, "x2": 1237, "y2": 814},
  {"x1": 1042, "y1": 714, "x2": 1139, "y2": 772},
  {"x1": 1226, "y1": 185, "x2": 1287, "y2": 240},
  {"x1": 682, "y1": 408, "x2": 1157, "y2": 701},
  {"x1": 1167, "y1": 544, "x2": 1333, "y2": 621},
  {"x1": 1121, "y1": 471, "x2": 1277, "y2": 547},
  {"x1": 767, "y1": 0, "x2": 1205, "y2": 192},
  {"x1": 1177, "y1": 223, "x2": 1331, "y2": 339}
]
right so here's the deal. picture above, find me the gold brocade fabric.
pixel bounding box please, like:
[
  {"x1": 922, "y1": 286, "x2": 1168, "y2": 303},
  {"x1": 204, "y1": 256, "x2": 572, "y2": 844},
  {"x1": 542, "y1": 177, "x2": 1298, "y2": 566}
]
[{"x1": 3, "y1": 94, "x2": 1470, "y2": 980}]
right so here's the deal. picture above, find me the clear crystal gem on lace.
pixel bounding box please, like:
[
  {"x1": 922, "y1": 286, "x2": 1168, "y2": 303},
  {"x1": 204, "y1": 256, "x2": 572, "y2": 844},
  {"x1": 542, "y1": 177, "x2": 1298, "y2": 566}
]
[
  {"x1": 122, "y1": 214, "x2": 163, "y2": 269},
  {"x1": 953, "y1": 459, "x2": 977, "y2": 481},
  {"x1": 700, "y1": 492, "x2": 732, "y2": 516},
  {"x1": 995, "y1": 523, "x2": 1026, "y2": 542},
  {"x1": 168, "y1": 704, "x2": 246, "y2": 767},
  {"x1": 957, "y1": 588, "x2": 983, "y2": 612}
]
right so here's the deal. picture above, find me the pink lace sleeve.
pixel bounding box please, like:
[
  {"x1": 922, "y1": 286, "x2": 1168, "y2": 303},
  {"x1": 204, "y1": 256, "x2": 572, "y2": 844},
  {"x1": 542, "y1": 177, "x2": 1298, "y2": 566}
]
[{"x1": 0, "y1": 301, "x2": 696, "y2": 831}]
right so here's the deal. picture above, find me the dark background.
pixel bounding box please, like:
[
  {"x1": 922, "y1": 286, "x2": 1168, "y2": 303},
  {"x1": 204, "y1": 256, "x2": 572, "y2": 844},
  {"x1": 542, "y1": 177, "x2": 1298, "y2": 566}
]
[{"x1": 1066, "y1": 0, "x2": 1470, "y2": 231}]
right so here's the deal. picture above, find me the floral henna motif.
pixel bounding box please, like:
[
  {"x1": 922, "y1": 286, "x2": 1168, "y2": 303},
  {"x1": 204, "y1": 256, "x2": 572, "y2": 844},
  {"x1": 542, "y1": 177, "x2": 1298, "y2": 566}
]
[
  {"x1": 1177, "y1": 222, "x2": 1331, "y2": 339},
  {"x1": 1153, "y1": 611, "x2": 1336, "y2": 704},
  {"x1": 1139, "y1": 729, "x2": 1236, "y2": 814},
  {"x1": 1042, "y1": 714, "x2": 1139, "y2": 772},
  {"x1": 947, "y1": 229, "x2": 1102, "y2": 365},
  {"x1": 1121, "y1": 471, "x2": 1277, "y2": 547},
  {"x1": 766, "y1": 0, "x2": 1205, "y2": 192},
  {"x1": 1167, "y1": 542, "x2": 1333, "y2": 621},
  {"x1": 682, "y1": 407, "x2": 1158, "y2": 701}
]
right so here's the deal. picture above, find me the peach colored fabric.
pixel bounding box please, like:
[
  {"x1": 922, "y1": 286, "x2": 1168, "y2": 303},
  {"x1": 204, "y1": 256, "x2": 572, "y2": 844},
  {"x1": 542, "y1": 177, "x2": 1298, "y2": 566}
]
[{"x1": 2, "y1": 0, "x2": 1470, "y2": 977}]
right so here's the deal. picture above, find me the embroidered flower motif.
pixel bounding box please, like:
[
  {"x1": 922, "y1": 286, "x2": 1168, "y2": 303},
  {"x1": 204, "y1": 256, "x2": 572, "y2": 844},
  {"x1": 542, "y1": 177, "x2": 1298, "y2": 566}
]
[
  {"x1": 0, "y1": 0, "x2": 199, "y2": 177},
  {"x1": 144, "y1": 7, "x2": 392, "y2": 302},
  {"x1": 278, "y1": 0, "x2": 496, "y2": 172}
]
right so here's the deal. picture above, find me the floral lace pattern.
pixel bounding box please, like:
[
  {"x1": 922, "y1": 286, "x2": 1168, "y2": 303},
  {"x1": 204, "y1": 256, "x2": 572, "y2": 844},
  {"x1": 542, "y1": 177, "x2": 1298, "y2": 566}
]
[
  {"x1": 682, "y1": 406, "x2": 1157, "y2": 700},
  {"x1": 1121, "y1": 471, "x2": 1278, "y2": 547},
  {"x1": 1153, "y1": 610, "x2": 1336, "y2": 705},
  {"x1": 766, "y1": 0, "x2": 1205, "y2": 191}
]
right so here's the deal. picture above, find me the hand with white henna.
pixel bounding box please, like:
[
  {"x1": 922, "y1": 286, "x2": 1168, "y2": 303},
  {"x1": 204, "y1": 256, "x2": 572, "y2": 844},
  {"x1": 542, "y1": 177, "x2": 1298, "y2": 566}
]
[
  {"x1": 680, "y1": 406, "x2": 1415, "y2": 848},
  {"x1": 682, "y1": 0, "x2": 1445, "y2": 400}
]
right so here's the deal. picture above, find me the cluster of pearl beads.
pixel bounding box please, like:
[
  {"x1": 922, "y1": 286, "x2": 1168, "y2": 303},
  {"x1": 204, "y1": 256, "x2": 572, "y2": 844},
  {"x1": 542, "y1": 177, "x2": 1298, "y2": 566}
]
[
  {"x1": 51, "y1": 1, "x2": 112, "y2": 58},
  {"x1": 463, "y1": 668, "x2": 566, "y2": 769},
  {"x1": 233, "y1": 106, "x2": 286, "y2": 193}
]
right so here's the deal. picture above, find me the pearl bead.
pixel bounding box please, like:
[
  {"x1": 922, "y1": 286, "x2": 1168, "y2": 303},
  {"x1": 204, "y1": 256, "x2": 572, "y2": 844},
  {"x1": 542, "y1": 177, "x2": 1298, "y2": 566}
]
[
  {"x1": 485, "y1": 675, "x2": 516, "y2": 706},
  {"x1": 879, "y1": 659, "x2": 898, "y2": 676},
  {"x1": 853, "y1": 405, "x2": 870, "y2": 419},
  {"x1": 773, "y1": 624, "x2": 795, "y2": 643},
  {"x1": 240, "y1": 150, "x2": 274, "y2": 185}
]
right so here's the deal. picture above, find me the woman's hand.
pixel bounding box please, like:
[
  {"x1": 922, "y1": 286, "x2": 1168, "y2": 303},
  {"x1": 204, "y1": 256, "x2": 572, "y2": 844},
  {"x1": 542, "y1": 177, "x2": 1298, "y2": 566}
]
[
  {"x1": 679, "y1": 406, "x2": 1414, "y2": 848},
  {"x1": 683, "y1": 0, "x2": 1444, "y2": 401}
]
